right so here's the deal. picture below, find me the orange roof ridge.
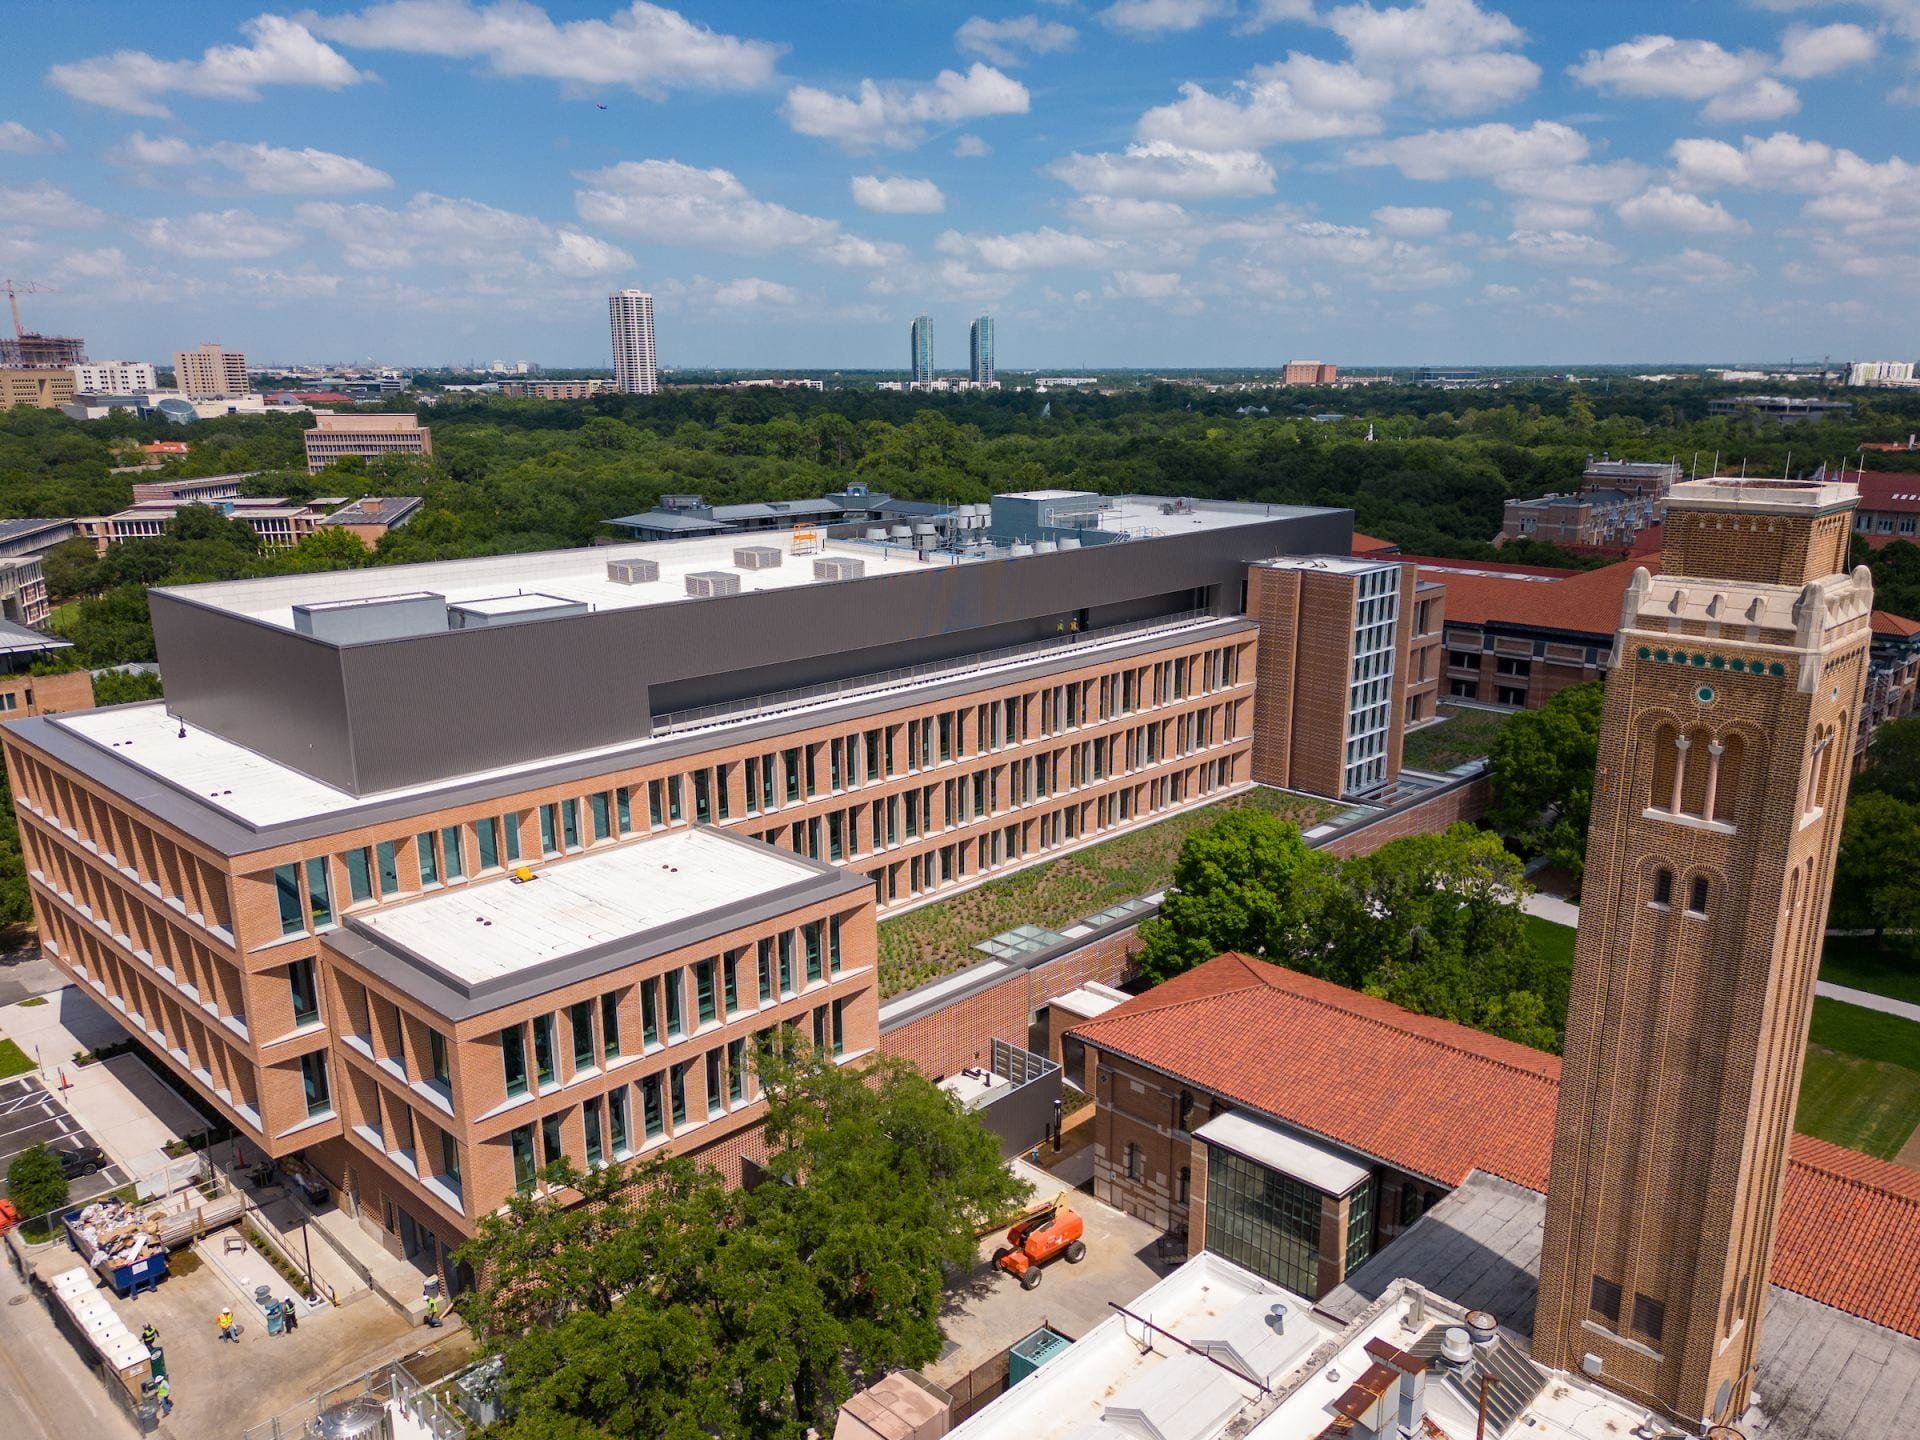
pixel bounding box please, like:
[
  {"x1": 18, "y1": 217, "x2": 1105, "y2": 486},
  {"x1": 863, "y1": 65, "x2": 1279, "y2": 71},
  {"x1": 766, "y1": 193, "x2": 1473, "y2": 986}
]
[{"x1": 1787, "y1": 1133, "x2": 1920, "y2": 1204}]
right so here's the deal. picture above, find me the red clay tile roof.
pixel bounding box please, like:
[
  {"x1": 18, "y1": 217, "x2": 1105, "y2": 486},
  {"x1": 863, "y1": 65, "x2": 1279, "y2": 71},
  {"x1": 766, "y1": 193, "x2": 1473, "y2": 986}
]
[
  {"x1": 1415, "y1": 555, "x2": 1657, "y2": 638},
  {"x1": 1854, "y1": 472, "x2": 1920, "y2": 515},
  {"x1": 1351, "y1": 532, "x2": 1401, "y2": 556},
  {"x1": 1072, "y1": 953, "x2": 1920, "y2": 1338},
  {"x1": 1872, "y1": 610, "x2": 1920, "y2": 639}
]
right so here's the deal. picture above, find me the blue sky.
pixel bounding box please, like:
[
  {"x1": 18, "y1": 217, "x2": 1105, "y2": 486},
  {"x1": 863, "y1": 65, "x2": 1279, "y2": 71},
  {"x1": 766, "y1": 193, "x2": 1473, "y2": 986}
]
[{"x1": 1, "y1": 0, "x2": 1916, "y2": 369}]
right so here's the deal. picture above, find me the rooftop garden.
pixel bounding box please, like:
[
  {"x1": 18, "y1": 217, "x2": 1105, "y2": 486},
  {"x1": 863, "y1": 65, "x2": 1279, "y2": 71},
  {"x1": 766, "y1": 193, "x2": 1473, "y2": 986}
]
[
  {"x1": 877, "y1": 786, "x2": 1339, "y2": 997},
  {"x1": 1400, "y1": 702, "x2": 1514, "y2": 772}
]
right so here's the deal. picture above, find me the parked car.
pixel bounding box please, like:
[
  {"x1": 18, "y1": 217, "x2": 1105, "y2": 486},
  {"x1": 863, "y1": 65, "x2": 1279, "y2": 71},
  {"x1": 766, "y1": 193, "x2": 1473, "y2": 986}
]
[{"x1": 54, "y1": 1146, "x2": 108, "y2": 1179}]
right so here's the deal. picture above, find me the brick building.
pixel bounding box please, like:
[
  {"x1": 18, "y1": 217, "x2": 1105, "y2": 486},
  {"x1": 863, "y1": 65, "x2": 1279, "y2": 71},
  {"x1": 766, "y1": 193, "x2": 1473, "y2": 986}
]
[
  {"x1": 1533, "y1": 477, "x2": 1872, "y2": 1426},
  {"x1": 1282, "y1": 361, "x2": 1337, "y2": 386},
  {"x1": 2, "y1": 489, "x2": 1416, "y2": 1292},
  {"x1": 1847, "y1": 470, "x2": 1920, "y2": 547},
  {"x1": 1067, "y1": 953, "x2": 1920, "y2": 1355},
  {"x1": 303, "y1": 413, "x2": 433, "y2": 473},
  {"x1": 316, "y1": 496, "x2": 424, "y2": 547},
  {"x1": 1426, "y1": 554, "x2": 1634, "y2": 708}
]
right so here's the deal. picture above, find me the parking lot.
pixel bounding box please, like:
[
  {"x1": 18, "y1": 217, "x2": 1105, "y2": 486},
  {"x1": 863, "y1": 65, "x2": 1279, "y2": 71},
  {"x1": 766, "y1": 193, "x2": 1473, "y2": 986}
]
[{"x1": 0, "y1": 1072, "x2": 130, "y2": 1213}]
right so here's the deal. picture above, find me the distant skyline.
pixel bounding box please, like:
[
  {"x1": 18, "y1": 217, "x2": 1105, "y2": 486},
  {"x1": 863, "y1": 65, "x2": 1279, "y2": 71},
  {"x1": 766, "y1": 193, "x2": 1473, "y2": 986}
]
[{"x1": 2, "y1": 1, "x2": 1917, "y2": 368}]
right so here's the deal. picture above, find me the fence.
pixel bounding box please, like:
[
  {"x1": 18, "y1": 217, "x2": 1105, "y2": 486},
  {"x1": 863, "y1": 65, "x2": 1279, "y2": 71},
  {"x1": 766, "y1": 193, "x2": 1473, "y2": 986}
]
[{"x1": 242, "y1": 1359, "x2": 467, "y2": 1440}]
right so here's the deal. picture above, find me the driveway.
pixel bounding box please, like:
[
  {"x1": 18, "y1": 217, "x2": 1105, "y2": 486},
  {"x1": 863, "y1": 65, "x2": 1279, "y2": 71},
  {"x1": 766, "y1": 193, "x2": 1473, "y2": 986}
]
[{"x1": 0, "y1": 939, "x2": 63, "y2": 1008}]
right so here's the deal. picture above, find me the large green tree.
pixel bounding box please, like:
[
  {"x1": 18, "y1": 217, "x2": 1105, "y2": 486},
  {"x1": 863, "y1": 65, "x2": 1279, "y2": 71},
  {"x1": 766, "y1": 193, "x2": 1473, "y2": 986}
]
[
  {"x1": 7, "y1": 1144, "x2": 70, "y2": 1224},
  {"x1": 1853, "y1": 713, "x2": 1920, "y2": 807},
  {"x1": 458, "y1": 1040, "x2": 1022, "y2": 1440},
  {"x1": 1831, "y1": 790, "x2": 1920, "y2": 955},
  {"x1": 1484, "y1": 682, "x2": 1605, "y2": 882},
  {"x1": 1137, "y1": 809, "x2": 1327, "y2": 983}
]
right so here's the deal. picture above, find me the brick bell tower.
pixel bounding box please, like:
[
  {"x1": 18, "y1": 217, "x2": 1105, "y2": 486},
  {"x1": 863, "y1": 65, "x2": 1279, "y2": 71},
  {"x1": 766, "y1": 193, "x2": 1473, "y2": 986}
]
[{"x1": 1533, "y1": 478, "x2": 1872, "y2": 1428}]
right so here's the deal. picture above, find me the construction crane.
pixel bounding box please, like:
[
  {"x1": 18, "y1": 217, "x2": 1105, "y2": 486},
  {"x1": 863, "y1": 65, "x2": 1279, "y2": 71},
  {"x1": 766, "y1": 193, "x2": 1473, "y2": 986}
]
[{"x1": 2, "y1": 278, "x2": 52, "y2": 339}]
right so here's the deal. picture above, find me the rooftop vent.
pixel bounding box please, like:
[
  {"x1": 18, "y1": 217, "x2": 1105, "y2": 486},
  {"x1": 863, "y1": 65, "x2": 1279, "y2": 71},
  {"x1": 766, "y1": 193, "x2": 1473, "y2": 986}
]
[
  {"x1": 685, "y1": 570, "x2": 741, "y2": 598},
  {"x1": 813, "y1": 556, "x2": 865, "y2": 582},
  {"x1": 606, "y1": 557, "x2": 659, "y2": 585},
  {"x1": 734, "y1": 545, "x2": 783, "y2": 571}
]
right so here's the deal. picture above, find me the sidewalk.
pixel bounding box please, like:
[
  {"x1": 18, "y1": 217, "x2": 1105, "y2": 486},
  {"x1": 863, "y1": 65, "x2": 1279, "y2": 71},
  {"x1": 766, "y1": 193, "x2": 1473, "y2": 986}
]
[
  {"x1": 1522, "y1": 893, "x2": 1580, "y2": 927},
  {"x1": 1813, "y1": 981, "x2": 1920, "y2": 1025}
]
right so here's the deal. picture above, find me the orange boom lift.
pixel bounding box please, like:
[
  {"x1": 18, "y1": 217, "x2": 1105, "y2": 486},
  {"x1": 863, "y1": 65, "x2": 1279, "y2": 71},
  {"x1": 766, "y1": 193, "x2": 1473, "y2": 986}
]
[{"x1": 993, "y1": 1192, "x2": 1086, "y2": 1289}]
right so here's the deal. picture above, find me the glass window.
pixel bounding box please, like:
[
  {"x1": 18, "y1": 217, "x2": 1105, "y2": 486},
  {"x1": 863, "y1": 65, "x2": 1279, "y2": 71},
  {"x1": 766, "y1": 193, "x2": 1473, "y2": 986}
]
[
  {"x1": 1591, "y1": 1276, "x2": 1622, "y2": 1323},
  {"x1": 440, "y1": 826, "x2": 464, "y2": 881},
  {"x1": 649, "y1": 780, "x2": 663, "y2": 828},
  {"x1": 779, "y1": 932, "x2": 794, "y2": 995},
  {"x1": 561, "y1": 799, "x2": 580, "y2": 850},
  {"x1": 758, "y1": 938, "x2": 774, "y2": 1003},
  {"x1": 1688, "y1": 877, "x2": 1709, "y2": 915},
  {"x1": 570, "y1": 999, "x2": 595, "y2": 1070},
  {"x1": 642, "y1": 1075, "x2": 664, "y2": 1137},
  {"x1": 601, "y1": 992, "x2": 621, "y2": 1058},
  {"x1": 532, "y1": 1014, "x2": 556, "y2": 1087},
  {"x1": 804, "y1": 922, "x2": 823, "y2": 984},
  {"x1": 705, "y1": 1050, "x2": 724, "y2": 1118},
  {"x1": 439, "y1": 1129, "x2": 461, "y2": 1188},
  {"x1": 695, "y1": 959, "x2": 716, "y2": 1024},
  {"x1": 274, "y1": 865, "x2": 304, "y2": 936},
  {"x1": 416, "y1": 832, "x2": 439, "y2": 887},
  {"x1": 724, "y1": 951, "x2": 740, "y2": 1014},
  {"x1": 288, "y1": 959, "x2": 319, "y2": 1028},
  {"x1": 345, "y1": 847, "x2": 374, "y2": 904},
  {"x1": 1633, "y1": 1294, "x2": 1665, "y2": 1342},
  {"x1": 784, "y1": 749, "x2": 801, "y2": 802},
  {"x1": 541, "y1": 1113, "x2": 564, "y2": 1167},
  {"x1": 1202, "y1": 1146, "x2": 1324, "y2": 1298},
  {"x1": 540, "y1": 805, "x2": 558, "y2": 856},
  {"x1": 616, "y1": 787, "x2": 633, "y2": 833},
  {"x1": 305, "y1": 858, "x2": 332, "y2": 928},
  {"x1": 476, "y1": 818, "x2": 500, "y2": 871},
  {"x1": 590, "y1": 791, "x2": 611, "y2": 841},
  {"x1": 668, "y1": 775, "x2": 683, "y2": 822},
  {"x1": 502, "y1": 1027, "x2": 528, "y2": 1098},
  {"x1": 608, "y1": 1087, "x2": 629, "y2": 1156},
  {"x1": 511, "y1": 1126, "x2": 536, "y2": 1193},
  {"x1": 641, "y1": 980, "x2": 659, "y2": 1048},
  {"x1": 1653, "y1": 869, "x2": 1673, "y2": 906},
  {"x1": 1344, "y1": 1180, "x2": 1376, "y2": 1275},
  {"x1": 376, "y1": 840, "x2": 400, "y2": 896},
  {"x1": 669, "y1": 1064, "x2": 687, "y2": 1125},
  {"x1": 299, "y1": 1051, "x2": 331, "y2": 1118},
  {"x1": 429, "y1": 1030, "x2": 451, "y2": 1088},
  {"x1": 664, "y1": 969, "x2": 684, "y2": 1038},
  {"x1": 694, "y1": 770, "x2": 711, "y2": 824},
  {"x1": 728, "y1": 1037, "x2": 746, "y2": 1103},
  {"x1": 583, "y1": 1097, "x2": 603, "y2": 1169},
  {"x1": 829, "y1": 916, "x2": 843, "y2": 974},
  {"x1": 505, "y1": 813, "x2": 522, "y2": 863}
]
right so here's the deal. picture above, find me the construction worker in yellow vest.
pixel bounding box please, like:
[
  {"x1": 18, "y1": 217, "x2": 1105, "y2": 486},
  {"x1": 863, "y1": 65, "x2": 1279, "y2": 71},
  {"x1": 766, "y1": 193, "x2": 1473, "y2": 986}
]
[
  {"x1": 217, "y1": 1308, "x2": 237, "y2": 1343},
  {"x1": 153, "y1": 1375, "x2": 172, "y2": 1417},
  {"x1": 424, "y1": 1293, "x2": 441, "y2": 1328}
]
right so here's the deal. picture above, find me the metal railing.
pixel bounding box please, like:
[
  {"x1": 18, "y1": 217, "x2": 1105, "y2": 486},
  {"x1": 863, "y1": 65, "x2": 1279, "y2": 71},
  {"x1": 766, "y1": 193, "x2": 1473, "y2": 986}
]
[
  {"x1": 243, "y1": 1360, "x2": 467, "y2": 1440},
  {"x1": 650, "y1": 607, "x2": 1226, "y2": 734}
]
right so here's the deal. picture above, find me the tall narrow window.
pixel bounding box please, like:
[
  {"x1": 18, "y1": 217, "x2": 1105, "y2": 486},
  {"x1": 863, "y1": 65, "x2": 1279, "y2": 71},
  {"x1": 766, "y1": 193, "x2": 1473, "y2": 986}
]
[
  {"x1": 1653, "y1": 869, "x2": 1673, "y2": 906},
  {"x1": 779, "y1": 932, "x2": 795, "y2": 995},
  {"x1": 502, "y1": 1026, "x2": 528, "y2": 1098},
  {"x1": 299, "y1": 1051, "x2": 331, "y2": 1117},
  {"x1": 305, "y1": 857, "x2": 332, "y2": 928},
  {"x1": 274, "y1": 865, "x2": 304, "y2": 936},
  {"x1": 532, "y1": 1014, "x2": 557, "y2": 1087},
  {"x1": 376, "y1": 840, "x2": 400, "y2": 895},
  {"x1": 511, "y1": 1126, "x2": 536, "y2": 1192},
  {"x1": 415, "y1": 832, "x2": 439, "y2": 887},
  {"x1": 287, "y1": 959, "x2": 319, "y2": 1028},
  {"x1": 728, "y1": 1037, "x2": 746, "y2": 1103},
  {"x1": 540, "y1": 805, "x2": 558, "y2": 856},
  {"x1": 601, "y1": 991, "x2": 622, "y2": 1059},
  {"x1": 804, "y1": 922, "x2": 823, "y2": 984},
  {"x1": 476, "y1": 818, "x2": 500, "y2": 871},
  {"x1": 669, "y1": 1063, "x2": 687, "y2": 1126},
  {"x1": 541, "y1": 1113, "x2": 564, "y2": 1167},
  {"x1": 758, "y1": 938, "x2": 774, "y2": 1004},
  {"x1": 561, "y1": 799, "x2": 580, "y2": 850},
  {"x1": 616, "y1": 787, "x2": 633, "y2": 833},
  {"x1": 668, "y1": 776, "x2": 683, "y2": 822},
  {"x1": 504, "y1": 813, "x2": 522, "y2": 863},
  {"x1": 583, "y1": 1097, "x2": 604, "y2": 1169},
  {"x1": 695, "y1": 959, "x2": 716, "y2": 1024},
  {"x1": 642, "y1": 1075, "x2": 664, "y2": 1137},
  {"x1": 705, "y1": 1049, "x2": 724, "y2": 1118},
  {"x1": 345, "y1": 848, "x2": 374, "y2": 904},
  {"x1": 608, "y1": 1087, "x2": 629, "y2": 1156},
  {"x1": 439, "y1": 1129, "x2": 461, "y2": 1189},
  {"x1": 429, "y1": 1030, "x2": 451, "y2": 1088},
  {"x1": 1688, "y1": 877, "x2": 1710, "y2": 916},
  {"x1": 440, "y1": 826, "x2": 464, "y2": 881},
  {"x1": 664, "y1": 969, "x2": 684, "y2": 1038},
  {"x1": 641, "y1": 980, "x2": 659, "y2": 1048},
  {"x1": 590, "y1": 791, "x2": 611, "y2": 841},
  {"x1": 1591, "y1": 1275, "x2": 1622, "y2": 1323},
  {"x1": 724, "y1": 951, "x2": 740, "y2": 1014},
  {"x1": 1633, "y1": 1294, "x2": 1665, "y2": 1343},
  {"x1": 694, "y1": 769, "x2": 711, "y2": 824},
  {"x1": 570, "y1": 999, "x2": 595, "y2": 1071}
]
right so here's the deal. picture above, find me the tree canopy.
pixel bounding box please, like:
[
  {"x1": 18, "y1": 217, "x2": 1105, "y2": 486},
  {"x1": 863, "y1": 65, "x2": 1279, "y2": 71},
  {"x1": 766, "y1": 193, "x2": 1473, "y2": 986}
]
[
  {"x1": 6, "y1": 1143, "x2": 70, "y2": 1224},
  {"x1": 1139, "y1": 812, "x2": 1564, "y2": 1050},
  {"x1": 457, "y1": 1040, "x2": 1023, "y2": 1440},
  {"x1": 1484, "y1": 682, "x2": 1606, "y2": 883}
]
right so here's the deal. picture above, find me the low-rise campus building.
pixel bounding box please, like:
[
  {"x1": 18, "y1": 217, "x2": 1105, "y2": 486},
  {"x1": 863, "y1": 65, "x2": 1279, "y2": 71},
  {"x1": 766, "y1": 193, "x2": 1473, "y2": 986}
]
[{"x1": 304, "y1": 413, "x2": 433, "y2": 473}]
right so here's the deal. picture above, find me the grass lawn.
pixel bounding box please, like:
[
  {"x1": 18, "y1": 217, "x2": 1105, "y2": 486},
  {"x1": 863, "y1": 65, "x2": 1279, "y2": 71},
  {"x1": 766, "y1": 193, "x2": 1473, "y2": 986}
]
[
  {"x1": 1401, "y1": 704, "x2": 1514, "y2": 772},
  {"x1": 1793, "y1": 997, "x2": 1920, "y2": 1158},
  {"x1": 1819, "y1": 935, "x2": 1920, "y2": 1008},
  {"x1": 876, "y1": 787, "x2": 1340, "y2": 997},
  {"x1": 0, "y1": 1038, "x2": 33, "y2": 1079},
  {"x1": 1523, "y1": 916, "x2": 1576, "y2": 973}
]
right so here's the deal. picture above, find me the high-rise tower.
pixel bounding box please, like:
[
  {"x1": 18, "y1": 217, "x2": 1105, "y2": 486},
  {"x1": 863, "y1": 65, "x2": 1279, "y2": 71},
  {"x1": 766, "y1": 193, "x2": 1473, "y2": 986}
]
[
  {"x1": 970, "y1": 315, "x2": 994, "y2": 384},
  {"x1": 609, "y1": 290, "x2": 658, "y2": 395},
  {"x1": 1533, "y1": 478, "x2": 1872, "y2": 1428},
  {"x1": 910, "y1": 315, "x2": 933, "y2": 387}
]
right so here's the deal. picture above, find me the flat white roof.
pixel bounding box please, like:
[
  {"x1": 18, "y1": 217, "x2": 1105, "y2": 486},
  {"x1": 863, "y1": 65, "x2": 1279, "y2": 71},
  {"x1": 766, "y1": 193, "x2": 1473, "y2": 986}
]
[
  {"x1": 453, "y1": 592, "x2": 580, "y2": 616},
  {"x1": 156, "y1": 534, "x2": 944, "y2": 631},
  {"x1": 1002, "y1": 488, "x2": 1094, "y2": 501},
  {"x1": 351, "y1": 828, "x2": 819, "y2": 985},
  {"x1": 948, "y1": 1254, "x2": 1329, "y2": 1440},
  {"x1": 1194, "y1": 1112, "x2": 1372, "y2": 1196},
  {"x1": 1257, "y1": 555, "x2": 1395, "y2": 576},
  {"x1": 1049, "y1": 982, "x2": 1130, "y2": 1022}
]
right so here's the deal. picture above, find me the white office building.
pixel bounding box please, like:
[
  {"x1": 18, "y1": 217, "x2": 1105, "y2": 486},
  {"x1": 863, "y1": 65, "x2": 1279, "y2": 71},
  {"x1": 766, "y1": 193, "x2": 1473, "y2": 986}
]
[
  {"x1": 71, "y1": 361, "x2": 157, "y2": 394},
  {"x1": 609, "y1": 291, "x2": 658, "y2": 395}
]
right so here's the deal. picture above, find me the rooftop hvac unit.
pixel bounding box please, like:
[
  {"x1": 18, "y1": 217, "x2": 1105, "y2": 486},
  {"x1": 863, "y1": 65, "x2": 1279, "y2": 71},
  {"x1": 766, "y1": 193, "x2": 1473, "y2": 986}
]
[
  {"x1": 1057, "y1": 537, "x2": 1081, "y2": 549},
  {"x1": 1009, "y1": 543, "x2": 1034, "y2": 557},
  {"x1": 685, "y1": 570, "x2": 741, "y2": 597},
  {"x1": 1034, "y1": 540, "x2": 1058, "y2": 554},
  {"x1": 734, "y1": 545, "x2": 783, "y2": 570},
  {"x1": 606, "y1": 557, "x2": 659, "y2": 585},
  {"x1": 814, "y1": 556, "x2": 865, "y2": 581},
  {"x1": 889, "y1": 524, "x2": 913, "y2": 539}
]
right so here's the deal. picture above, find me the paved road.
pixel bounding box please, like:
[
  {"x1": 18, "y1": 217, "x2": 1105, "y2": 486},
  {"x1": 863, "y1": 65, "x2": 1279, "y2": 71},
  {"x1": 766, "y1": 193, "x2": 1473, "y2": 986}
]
[
  {"x1": 0, "y1": 942, "x2": 63, "y2": 1008},
  {"x1": 1521, "y1": 893, "x2": 1581, "y2": 927},
  {"x1": 0, "y1": 1257, "x2": 139, "y2": 1440},
  {"x1": 0, "y1": 1074, "x2": 131, "y2": 1213},
  {"x1": 1813, "y1": 981, "x2": 1920, "y2": 1024}
]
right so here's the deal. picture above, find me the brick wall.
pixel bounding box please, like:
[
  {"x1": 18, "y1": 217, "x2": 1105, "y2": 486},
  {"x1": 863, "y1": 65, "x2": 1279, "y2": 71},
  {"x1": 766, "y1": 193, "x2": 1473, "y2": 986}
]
[{"x1": 1319, "y1": 774, "x2": 1490, "y2": 859}]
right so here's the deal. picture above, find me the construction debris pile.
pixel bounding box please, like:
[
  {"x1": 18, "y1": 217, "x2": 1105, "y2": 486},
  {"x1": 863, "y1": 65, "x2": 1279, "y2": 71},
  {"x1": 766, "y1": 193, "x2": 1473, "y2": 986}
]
[{"x1": 69, "y1": 1196, "x2": 166, "y2": 1266}]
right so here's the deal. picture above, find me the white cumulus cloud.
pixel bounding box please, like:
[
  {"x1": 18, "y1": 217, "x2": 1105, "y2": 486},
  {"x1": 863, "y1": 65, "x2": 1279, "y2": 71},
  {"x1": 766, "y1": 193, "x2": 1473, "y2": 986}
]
[
  {"x1": 1702, "y1": 77, "x2": 1800, "y2": 122},
  {"x1": 783, "y1": 63, "x2": 1029, "y2": 150},
  {"x1": 140, "y1": 208, "x2": 302, "y2": 259},
  {"x1": 1047, "y1": 141, "x2": 1277, "y2": 199},
  {"x1": 1616, "y1": 185, "x2": 1750, "y2": 233},
  {"x1": 955, "y1": 15, "x2": 1077, "y2": 65},
  {"x1": 1488, "y1": 228, "x2": 1623, "y2": 266},
  {"x1": 1776, "y1": 22, "x2": 1877, "y2": 77},
  {"x1": 0, "y1": 183, "x2": 107, "y2": 230},
  {"x1": 1346, "y1": 120, "x2": 1588, "y2": 179},
  {"x1": 0, "y1": 121, "x2": 63, "y2": 154},
  {"x1": 1371, "y1": 205, "x2": 1452, "y2": 236},
  {"x1": 1137, "y1": 53, "x2": 1393, "y2": 149},
  {"x1": 953, "y1": 134, "x2": 992, "y2": 158},
  {"x1": 851, "y1": 175, "x2": 947, "y2": 214},
  {"x1": 309, "y1": 0, "x2": 780, "y2": 96},
  {"x1": 48, "y1": 15, "x2": 365, "y2": 117},
  {"x1": 936, "y1": 226, "x2": 1116, "y2": 270},
  {"x1": 125, "y1": 133, "x2": 393, "y2": 193},
  {"x1": 1098, "y1": 0, "x2": 1234, "y2": 36}
]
